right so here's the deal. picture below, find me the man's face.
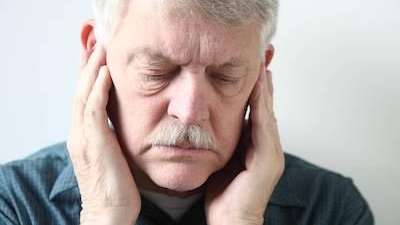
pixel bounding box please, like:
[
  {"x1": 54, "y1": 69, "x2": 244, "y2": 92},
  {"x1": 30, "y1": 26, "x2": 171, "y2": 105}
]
[{"x1": 105, "y1": 1, "x2": 264, "y2": 192}]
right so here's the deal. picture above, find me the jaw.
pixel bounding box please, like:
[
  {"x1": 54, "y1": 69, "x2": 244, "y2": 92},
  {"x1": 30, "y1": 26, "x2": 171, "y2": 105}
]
[{"x1": 131, "y1": 161, "x2": 212, "y2": 197}]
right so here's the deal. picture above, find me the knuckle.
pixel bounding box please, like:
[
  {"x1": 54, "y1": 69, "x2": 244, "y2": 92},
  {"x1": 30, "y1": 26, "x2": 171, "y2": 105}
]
[
  {"x1": 74, "y1": 96, "x2": 87, "y2": 112},
  {"x1": 83, "y1": 100, "x2": 106, "y2": 125},
  {"x1": 83, "y1": 102, "x2": 101, "y2": 121},
  {"x1": 84, "y1": 107, "x2": 96, "y2": 120}
]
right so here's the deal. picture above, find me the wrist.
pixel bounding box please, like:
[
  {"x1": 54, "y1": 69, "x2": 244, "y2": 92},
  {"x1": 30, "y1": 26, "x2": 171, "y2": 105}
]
[
  {"x1": 80, "y1": 207, "x2": 138, "y2": 225},
  {"x1": 210, "y1": 216, "x2": 264, "y2": 225}
]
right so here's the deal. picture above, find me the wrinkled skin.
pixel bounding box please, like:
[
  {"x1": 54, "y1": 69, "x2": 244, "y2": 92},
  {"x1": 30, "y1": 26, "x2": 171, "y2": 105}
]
[{"x1": 67, "y1": 1, "x2": 284, "y2": 225}]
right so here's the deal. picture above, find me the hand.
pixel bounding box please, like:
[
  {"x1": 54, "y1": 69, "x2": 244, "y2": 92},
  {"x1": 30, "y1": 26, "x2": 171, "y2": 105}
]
[
  {"x1": 67, "y1": 45, "x2": 141, "y2": 225},
  {"x1": 205, "y1": 68, "x2": 285, "y2": 225}
]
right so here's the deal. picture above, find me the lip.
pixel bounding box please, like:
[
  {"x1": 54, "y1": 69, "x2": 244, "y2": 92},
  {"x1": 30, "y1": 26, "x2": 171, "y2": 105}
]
[{"x1": 153, "y1": 145, "x2": 211, "y2": 157}]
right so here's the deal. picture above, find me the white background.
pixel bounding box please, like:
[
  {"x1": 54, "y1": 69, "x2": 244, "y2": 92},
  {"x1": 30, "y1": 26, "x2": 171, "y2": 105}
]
[{"x1": 1, "y1": 1, "x2": 399, "y2": 224}]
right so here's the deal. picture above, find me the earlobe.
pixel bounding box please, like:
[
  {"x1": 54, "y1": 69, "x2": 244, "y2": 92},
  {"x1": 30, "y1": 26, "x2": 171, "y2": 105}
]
[
  {"x1": 80, "y1": 19, "x2": 97, "y2": 53},
  {"x1": 264, "y1": 44, "x2": 275, "y2": 68}
]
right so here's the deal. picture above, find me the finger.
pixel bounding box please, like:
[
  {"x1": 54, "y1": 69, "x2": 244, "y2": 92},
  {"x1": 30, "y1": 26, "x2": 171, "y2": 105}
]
[
  {"x1": 248, "y1": 68, "x2": 278, "y2": 149},
  {"x1": 265, "y1": 70, "x2": 273, "y2": 98},
  {"x1": 264, "y1": 70, "x2": 274, "y2": 120},
  {"x1": 79, "y1": 45, "x2": 95, "y2": 70},
  {"x1": 253, "y1": 68, "x2": 274, "y2": 124},
  {"x1": 249, "y1": 68, "x2": 266, "y2": 128},
  {"x1": 84, "y1": 66, "x2": 113, "y2": 141},
  {"x1": 73, "y1": 45, "x2": 106, "y2": 124},
  {"x1": 83, "y1": 45, "x2": 106, "y2": 81},
  {"x1": 247, "y1": 69, "x2": 284, "y2": 176}
]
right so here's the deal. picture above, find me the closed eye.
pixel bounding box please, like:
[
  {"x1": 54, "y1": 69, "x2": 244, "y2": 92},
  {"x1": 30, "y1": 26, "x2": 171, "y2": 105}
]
[
  {"x1": 142, "y1": 67, "x2": 181, "y2": 81},
  {"x1": 213, "y1": 74, "x2": 241, "y2": 85},
  {"x1": 143, "y1": 74, "x2": 170, "y2": 81}
]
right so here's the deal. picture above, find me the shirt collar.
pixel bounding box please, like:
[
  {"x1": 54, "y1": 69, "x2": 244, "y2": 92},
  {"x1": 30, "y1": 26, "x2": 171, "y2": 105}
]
[
  {"x1": 49, "y1": 160, "x2": 78, "y2": 200},
  {"x1": 49, "y1": 152, "x2": 306, "y2": 207}
]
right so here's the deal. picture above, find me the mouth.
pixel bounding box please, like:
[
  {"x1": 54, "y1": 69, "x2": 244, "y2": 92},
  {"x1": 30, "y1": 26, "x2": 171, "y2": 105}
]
[
  {"x1": 153, "y1": 144, "x2": 208, "y2": 151},
  {"x1": 152, "y1": 144, "x2": 211, "y2": 159},
  {"x1": 150, "y1": 135, "x2": 212, "y2": 150}
]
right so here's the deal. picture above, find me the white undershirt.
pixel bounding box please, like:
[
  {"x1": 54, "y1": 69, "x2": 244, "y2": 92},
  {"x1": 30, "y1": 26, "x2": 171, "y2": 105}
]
[{"x1": 140, "y1": 189, "x2": 203, "y2": 221}]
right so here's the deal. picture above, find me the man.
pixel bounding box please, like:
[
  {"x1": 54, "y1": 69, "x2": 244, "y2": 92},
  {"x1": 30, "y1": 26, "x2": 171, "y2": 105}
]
[{"x1": 0, "y1": 0, "x2": 374, "y2": 225}]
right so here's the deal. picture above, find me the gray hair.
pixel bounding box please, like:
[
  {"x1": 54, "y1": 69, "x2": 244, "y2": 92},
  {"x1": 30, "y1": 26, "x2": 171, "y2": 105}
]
[
  {"x1": 146, "y1": 119, "x2": 217, "y2": 151},
  {"x1": 92, "y1": 0, "x2": 278, "y2": 52}
]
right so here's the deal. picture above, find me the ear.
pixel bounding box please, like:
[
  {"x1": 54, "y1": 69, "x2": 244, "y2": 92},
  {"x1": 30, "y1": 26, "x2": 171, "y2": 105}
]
[
  {"x1": 264, "y1": 44, "x2": 275, "y2": 68},
  {"x1": 80, "y1": 19, "x2": 98, "y2": 54}
]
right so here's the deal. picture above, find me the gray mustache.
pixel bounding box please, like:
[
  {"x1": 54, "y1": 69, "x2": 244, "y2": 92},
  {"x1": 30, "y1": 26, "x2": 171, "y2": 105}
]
[{"x1": 147, "y1": 120, "x2": 216, "y2": 150}]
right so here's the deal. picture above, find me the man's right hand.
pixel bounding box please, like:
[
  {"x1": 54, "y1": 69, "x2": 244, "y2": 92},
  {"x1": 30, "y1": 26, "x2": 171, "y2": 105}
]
[{"x1": 67, "y1": 44, "x2": 141, "y2": 225}]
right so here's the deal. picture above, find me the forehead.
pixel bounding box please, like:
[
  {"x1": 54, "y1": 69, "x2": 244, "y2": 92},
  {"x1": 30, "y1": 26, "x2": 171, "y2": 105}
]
[
  {"x1": 126, "y1": 47, "x2": 250, "y2": 70},
  {"x1": 114, "y1": 1, "x2": 262, "y2": 67}
]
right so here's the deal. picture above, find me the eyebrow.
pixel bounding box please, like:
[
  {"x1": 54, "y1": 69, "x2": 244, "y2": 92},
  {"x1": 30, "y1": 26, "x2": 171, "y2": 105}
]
[
  {"x1": 127, "y1": 47, "x2": 173, "y2": 65},
  {"x1": 215, "y1": 58, "x2": 249, "y2": 70},
  {"x1": 126, "y1": 47, "x2": 249, "y2": 69}
]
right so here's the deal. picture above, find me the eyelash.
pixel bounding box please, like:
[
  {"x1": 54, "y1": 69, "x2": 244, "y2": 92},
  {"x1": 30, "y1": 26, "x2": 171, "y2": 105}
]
[
  {"x1": 142, "y1": 69, "x2": 240, "y2": 86},
  {"x1": 143, "y1": 75, "x2": 169, "y2": 81},
  {"x1": 213, "y1": 75, "x2": 240, "y2": 85},
  {"x1": 142, "y1": 68, "x2": 180, "y2": 81}
]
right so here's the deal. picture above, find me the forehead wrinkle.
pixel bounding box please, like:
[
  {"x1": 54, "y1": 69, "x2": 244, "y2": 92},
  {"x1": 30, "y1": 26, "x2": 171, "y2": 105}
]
[
  {"x1": 126, "y1": 22, "x2": 250, "y2": 69},
  {"x1": 127, "y1": 46, "x2": 250, "y2": 73},
  {"x1": 193, "y1": 21, "x2": 251, "y2": 69},
  {"x1": 127, "y1": 46, "x2": 185, "y2": 65}
]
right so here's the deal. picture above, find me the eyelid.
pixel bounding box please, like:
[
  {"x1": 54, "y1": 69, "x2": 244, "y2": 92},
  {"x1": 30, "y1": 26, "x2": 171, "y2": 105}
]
[
  {"x1": 211, "y1": 75, "x2": 241, "y2": 86},
  {"x1": 142, "y1": 67, "x2": 181, "y2": 80},
  {"x1": 142, "y1": 75, "x2": 166, "y2": 81},
  {"x1": 141, "y1": 67, "x2": 173, "y2": 74},
  {"x1": 214, "y1": 73, "x2": 241, "y2": 81}
]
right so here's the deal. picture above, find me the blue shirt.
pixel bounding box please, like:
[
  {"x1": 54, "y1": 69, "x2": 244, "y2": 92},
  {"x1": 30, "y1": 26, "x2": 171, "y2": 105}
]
[{"x1": 0, "y1": 142, "x2": 374, "y2": 225}]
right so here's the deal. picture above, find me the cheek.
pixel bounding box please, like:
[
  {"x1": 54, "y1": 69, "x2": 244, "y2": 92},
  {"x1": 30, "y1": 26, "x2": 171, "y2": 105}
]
[
  {"x1": 111, "y1": 73, "x2": 168, "y2": 155},
  {"x1": 212, "y1": 101, "x2": 246, "y2": 161},
  {"x1": 123, "y1": 99, "x2": 167, "y2": 155},
  {"x1": 204, "y1": 75, "x2": 253, "y2": 163}
]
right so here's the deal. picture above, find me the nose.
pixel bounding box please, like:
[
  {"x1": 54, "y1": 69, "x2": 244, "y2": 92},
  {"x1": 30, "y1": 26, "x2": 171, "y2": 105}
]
[{"x1": 167, "y1": 70, "x2": 210, "y2": 126}]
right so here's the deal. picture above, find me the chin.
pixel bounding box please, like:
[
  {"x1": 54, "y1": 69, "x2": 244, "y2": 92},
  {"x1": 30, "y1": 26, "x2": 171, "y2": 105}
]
[{"x1": 145, "y1": 163, "x2": 214, "y2": 192}]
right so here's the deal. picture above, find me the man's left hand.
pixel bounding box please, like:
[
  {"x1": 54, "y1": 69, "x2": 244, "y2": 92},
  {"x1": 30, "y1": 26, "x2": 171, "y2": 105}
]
[{"x1": 205, "y1": 68, "x2": 285, "y2": 225}]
